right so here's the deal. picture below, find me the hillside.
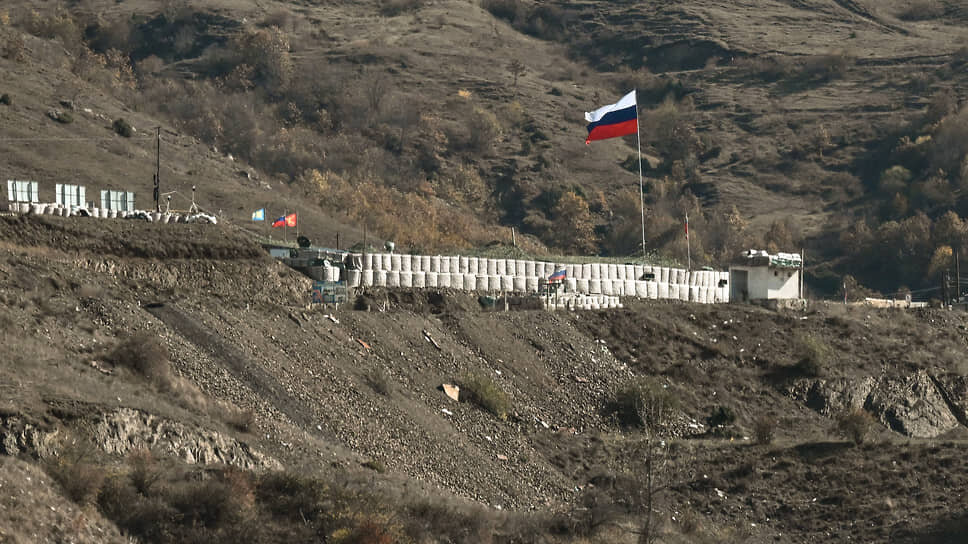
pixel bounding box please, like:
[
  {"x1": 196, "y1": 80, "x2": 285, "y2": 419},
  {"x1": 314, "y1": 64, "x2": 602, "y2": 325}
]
[
  {"x1": 2, "y1": 0, "x2": 968, "y2": 294},
  {"x1": 2, "y1": 215, "x2": 968, "y2": 542},
  {"x1": 3, "y1": 2, "x2": 968, "y2": 541}
]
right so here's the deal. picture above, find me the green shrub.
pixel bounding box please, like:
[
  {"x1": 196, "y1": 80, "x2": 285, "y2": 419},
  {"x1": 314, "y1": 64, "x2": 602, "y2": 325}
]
[
  {"x1": 113, "y1": 117, "x2": 133, "y2": 137},
  {"x1": 794, "y1": 334, "x2": 830, "y2": 377},
  {"x1": 107, "y1": 332, "x2": 172, "y2": 387},
  {"x1": 459, "y1": 373, "x2": 512, "y2": 420},
  {"x1": 706, "y1": 405, "x2": 737, "y2": 428},
  {"x1": 752, "y1": 415, "x2": 776, "y2": 445},
  {"x1": 361, "y1": 459, "x2": 387, "y2": 473},
  {"x1": 378, "y1": 0, "x2": 424, "y2": 16},
  {"x1": 836, "y1": 408, "x2": 875, "y2": 445},
  {"x1": 605, "y1": 377, "x2": 679, "y2": 431},
  {"x1": 0, "y1": 93, "x2": 10, "y2": 105}
]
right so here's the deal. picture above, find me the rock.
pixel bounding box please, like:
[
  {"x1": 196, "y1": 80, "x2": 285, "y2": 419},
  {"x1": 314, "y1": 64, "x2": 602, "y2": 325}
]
[
  {"x1": 91, "y1": 408, "x2": 280, "y2": 469},
  {"x1": 791, "y1": 377, "x2": 876, "y2": 415},
  {"x1": 932, "y1": 374, "x2": 968, "y2": 426},
  {"x1": 793, "y1": 371, "x2": 960, "y2": 438},
  {"x1": 441, "y1": 383, "x2": 460, "y2": 402},
  {"x1": 865, "y1": 371, "x2": 959, "y2": 438}
]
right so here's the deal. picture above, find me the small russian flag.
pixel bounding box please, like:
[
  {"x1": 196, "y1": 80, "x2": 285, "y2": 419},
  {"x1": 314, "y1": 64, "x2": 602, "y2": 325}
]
[
  {"x1": 548, "y1": 268, "x2": 567, "y2": 282},
  {"x1": 252, "y1": 208, "x2": 265, "y2": 221}
]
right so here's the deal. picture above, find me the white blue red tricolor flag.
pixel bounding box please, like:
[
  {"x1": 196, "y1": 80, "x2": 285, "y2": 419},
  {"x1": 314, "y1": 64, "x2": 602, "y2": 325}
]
[
  {"x1": 548, "y1": 268, "x2": 567, "y2": 282},
  {"x1": 584, "y1": 90, "x2": 638, "y2": 144},
  {"x1": 252, "y1": 208, "x2": 265, "y2": 221}
]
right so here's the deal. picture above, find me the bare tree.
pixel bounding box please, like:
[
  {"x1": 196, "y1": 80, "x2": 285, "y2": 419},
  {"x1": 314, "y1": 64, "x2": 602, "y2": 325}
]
[{"x1": 507, "y1": 59, "x2": 526, "y2": 87}]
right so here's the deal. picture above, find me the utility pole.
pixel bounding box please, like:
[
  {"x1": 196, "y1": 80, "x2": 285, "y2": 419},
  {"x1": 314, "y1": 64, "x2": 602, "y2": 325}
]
[
  {"x1": 957, "y1": 249, "x2": 961, "y2": 305},
  {"x1": 153, "y1": 127, "x2": 161, "y2": 212}
]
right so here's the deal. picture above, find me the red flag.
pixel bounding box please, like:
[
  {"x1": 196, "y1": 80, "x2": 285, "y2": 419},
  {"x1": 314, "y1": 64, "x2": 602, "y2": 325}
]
[
  {"x1": 272, "y1": 213, "x2": 297, "y2": 228},
  {"x1": 684, "y1": 214, "x2": 689, "y2": 238}
]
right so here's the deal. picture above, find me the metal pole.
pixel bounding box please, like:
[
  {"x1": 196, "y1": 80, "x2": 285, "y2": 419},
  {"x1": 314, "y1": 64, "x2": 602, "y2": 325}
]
[
  {"x1": 800, "y1": 248, "x2": 804, "y2": 300},
  {"x1": 685, "y1": 212, "x2": 691, "y2": 272},
  {"x1": 634, "y1": 89, "x2": 646, "y2": 258},
  {"x1": 957, "y1": 249, "x2": 961, "y2": 304},
  {"x1": 154, "y1": 127, "x2": 161, "y2": 212}
]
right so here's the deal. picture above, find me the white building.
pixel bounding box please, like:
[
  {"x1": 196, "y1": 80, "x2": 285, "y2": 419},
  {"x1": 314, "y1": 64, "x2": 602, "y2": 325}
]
[{"x1": 729, "y1": 250, "x2": 802, "y2": 302}]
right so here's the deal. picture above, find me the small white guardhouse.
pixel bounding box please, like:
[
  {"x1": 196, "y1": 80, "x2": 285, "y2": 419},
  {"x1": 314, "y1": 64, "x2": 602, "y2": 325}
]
[{"x1": 729, "y1": 250, "x2": 802, "y2": 302}]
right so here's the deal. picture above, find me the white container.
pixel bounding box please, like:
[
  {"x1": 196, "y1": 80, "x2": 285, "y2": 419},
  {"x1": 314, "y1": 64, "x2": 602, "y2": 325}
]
[
  {"x1": 565, "y1": 278, "x2": 578, "y2": 293},
  {"x1": 399, "y1": 271, "x2": 413, "y2": 288},
  {"x1": 373, "y1": 271, "x2": 388, "y2": 287},
  {"x1": 346, "y1": 270, "x2": 361, "y2": 287},
  {"x1": 500, "y1": 275, "x2": 513, "y2": 291},
  {"x1": 387, "y1": 271, "x2": 401, "y2": 288},
  {"x1": 602, "y1": 280, "x2": 613, "y2": 296},
  {"x1": 425, "y1": 271, "x2": 438, "y2": 288},
  {"x1": 577, "y1": 278, "x2": 590, "y2": 293},
  {"x1": 467, "y1": 257, "x2": 479, "y2": 275},
  {"x1": 430, "y1": 256, "x2": 441, "y2": 272},
  {"x1": 647, "y1": 282, "x2": 658, "y2": 299},
  {"x1": 525, "y1": 261, "x2": 536, "y2": 277},
  {"x1": 438, "y1": 272, "x2": 451, "y2": 288},
  {"x1": 589, "y1": 279, "x2": 602, "y2": 294},
  {"x1": 658, "y1": 283, "x2": 669, "y2": 299},
  {"x1": 526, "y1": 277, "x2": 539, "y2": 292},
  {"x1": 390, "y1": 254, "x2": 401, "y2": 271},
  {"x1": 362, "y1": 270, "x2": 374, "y2": 286},
  {"x1": 485, "y1": 258, "x2": 496, "y2": 276},
  {"x1": 589, "y1": 263, "x2": 600, "y2": 280},
  {"x1": 449, "y1": 256, "x2": 460, "y2": 273},
  {"x1": 605, "y1": 264, "x2": 617, "y2": 280},
  {"x1": 513, "y1": 276, "x2": 526, "y2": 292},
  {"x1": 459, "y1": 256, "x2": 469, "y2": 273},
  {"x1": 422, "y1": 255, "x2": 432, "y2": 272},
  {"x1": 624, "y1": 280, "x2": 636, "y2": 296},
  {"x1": 440, "y1": 256, "x2": 451, "y2": 274},
  {"x1": 670, "y1": 284, "x2": 679, "y2": 300},
  {"x1": 486, "y1": 275, "x2": 500, "y2": 291},
  {"x1": 413, "y1": 271, "x2": 426, "y2": 288},
  {"x1": 401, "y1": 254, "x2": 412, "y2": 272},
  {"x1": 382, "y1": 254, "x2": 392, "y2": 270},
  {"x1": 635, "y1": 281, "x2": 648, "y2": 298},
  {"x1": 450, "y1": 273, "x2": 464, "y2": 290},
  {"x1": 689, "y1": 286, "x2": 700, "y2": 302}
]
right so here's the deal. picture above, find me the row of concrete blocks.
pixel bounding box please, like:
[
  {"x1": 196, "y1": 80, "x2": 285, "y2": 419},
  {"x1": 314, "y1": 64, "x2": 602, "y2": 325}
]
[
  {"x1": 6, "y1": 202, "x2": 184, "y2": 223},
  {"x1": 543, "y1": 295, "x2": 623, "y2": 311},
  {"x1": 348, "y1": 270, "x2": 727, "y2": 303},
  {"x1": 361, "y1": 253, "x2": 728, "y2": 287}
]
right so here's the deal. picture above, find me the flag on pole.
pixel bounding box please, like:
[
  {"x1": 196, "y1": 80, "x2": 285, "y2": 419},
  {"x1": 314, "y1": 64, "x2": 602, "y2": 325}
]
[
  {"x1": 685, "y1": 214, "x2": 689, "y2": 238},
  {"x1": 272, "y1": 213, "x2": 297, "y2": 228},
  {"x1": 251, "y1": 208, "x2": 265, "y2": 221},
  {"x1": 548, "y1": 268, "x2": 567, "y2": 282},
  {"x1": 584, "y1": 90, "x2": 638, "y2": 144}
]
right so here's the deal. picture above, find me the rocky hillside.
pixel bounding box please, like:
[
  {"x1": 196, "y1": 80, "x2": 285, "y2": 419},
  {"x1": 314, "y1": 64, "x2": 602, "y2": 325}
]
[
  {"x1": 2, "y1": 0, "x2": 968, "y2": 295},
  {"x1": 1, "y1": 215, "x2": 967, "y2": 542}
]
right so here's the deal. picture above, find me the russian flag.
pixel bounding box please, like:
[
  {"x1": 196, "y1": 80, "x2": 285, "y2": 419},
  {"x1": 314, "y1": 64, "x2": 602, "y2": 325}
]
[
  {"x1": 584, "y1": 90, "x2": 638, "y2": 144},
  {"x1": 548, "y1": 268, "x2": 566, "y2": 282}
]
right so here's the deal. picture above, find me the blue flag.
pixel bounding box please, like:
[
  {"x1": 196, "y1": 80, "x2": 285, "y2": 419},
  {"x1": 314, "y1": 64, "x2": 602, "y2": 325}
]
[{"x1": 252, "y1": 208, "x2": 265, "y2": 221}]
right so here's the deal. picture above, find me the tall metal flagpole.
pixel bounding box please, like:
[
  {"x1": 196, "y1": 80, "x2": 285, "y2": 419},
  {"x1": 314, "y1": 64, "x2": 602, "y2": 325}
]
[
  {"x1": 686, "y1": 212, "x2": 691, "y2": 271},
  {"x1": 634, "y1": 89, "x2": 646, "y2": 258}
]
